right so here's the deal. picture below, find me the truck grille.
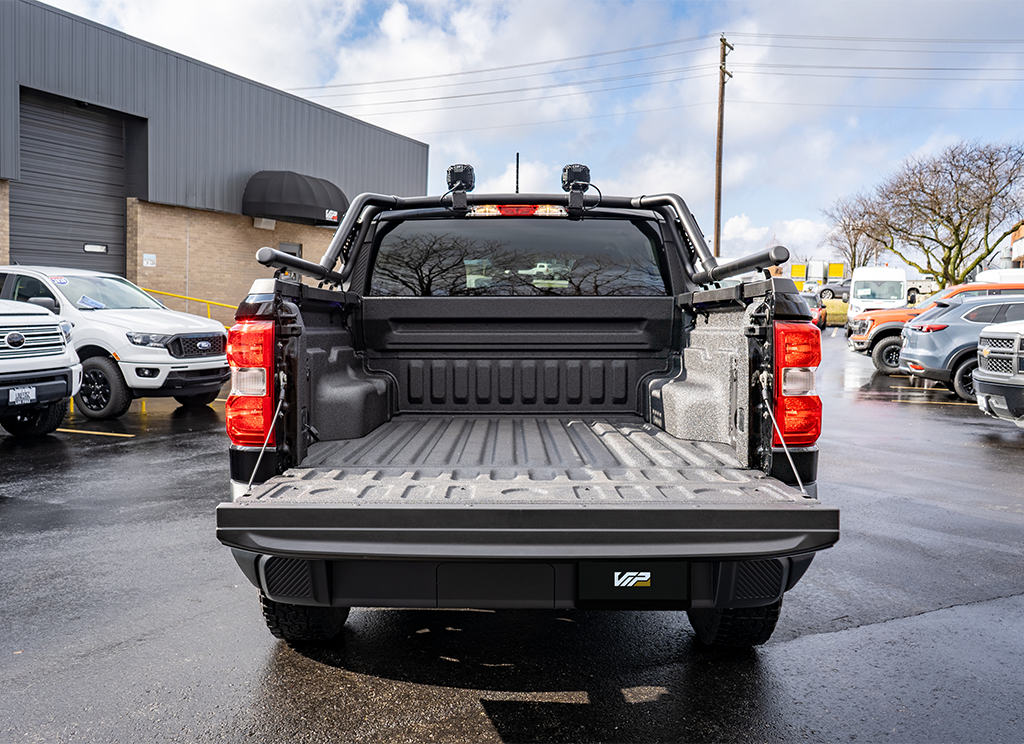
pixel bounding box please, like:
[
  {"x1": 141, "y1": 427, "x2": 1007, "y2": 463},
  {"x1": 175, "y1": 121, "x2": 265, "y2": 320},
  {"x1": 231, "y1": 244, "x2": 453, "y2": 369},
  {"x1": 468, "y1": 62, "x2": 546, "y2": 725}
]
[
  {"x1": 0, "y1": 323, "x2": 65, "y2": 360},
  {"x1": 167, "y1": 334, "x2": 225, "y2": 359},
  {"x1": 979, "y1": 336, "x2": 1014, "y2": 349},
  {"x1": 980, "y1": 356, "x2": 1014, "y2": 374}
]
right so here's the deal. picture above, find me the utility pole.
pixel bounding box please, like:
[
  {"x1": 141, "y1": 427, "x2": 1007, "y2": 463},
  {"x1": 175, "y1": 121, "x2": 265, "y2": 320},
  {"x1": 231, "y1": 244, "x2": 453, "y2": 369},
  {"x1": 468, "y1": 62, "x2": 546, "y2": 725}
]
[{"x1": 713, "y1": 35, "x2": 733, "y2": 258}]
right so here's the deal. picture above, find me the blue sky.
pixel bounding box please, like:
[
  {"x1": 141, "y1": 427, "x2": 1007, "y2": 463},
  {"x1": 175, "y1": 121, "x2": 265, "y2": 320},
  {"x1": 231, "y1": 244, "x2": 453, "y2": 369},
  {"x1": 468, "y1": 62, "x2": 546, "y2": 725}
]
[{"x1": 47, "y1": 0, "x2": 1024, "y2": 263}]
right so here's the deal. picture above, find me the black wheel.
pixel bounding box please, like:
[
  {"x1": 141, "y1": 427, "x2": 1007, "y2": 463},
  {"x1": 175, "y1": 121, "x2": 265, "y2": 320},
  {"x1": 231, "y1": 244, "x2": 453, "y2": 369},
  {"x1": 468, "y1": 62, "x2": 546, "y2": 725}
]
[
  {"x1": 819, "y1": 289, "x2": 834, "y2": 300},
  {"x1": 260, "y1": 595, "x2": 350, "y2": 642},
  {"x1": 871, "y1": 336, "x2": 904, "y2": 375},
  {"x1": 952, "y1": 358, "x2": 979, "y2": 402},
  {"x1": 75, "y1": 356, "x2": 133, "y2": 420},
  {"x1": 907, "y1": 290, "x2": 918, "y2": 305},
  {"x1": 0, "y1": 400, "x2": 68, "y2": 438},
  {"x1": 173, "y1": 391, "x2": 220, "y2": 408},
  {"x1": 687, "y1": 599, "x2": 782, "y2": 648}
]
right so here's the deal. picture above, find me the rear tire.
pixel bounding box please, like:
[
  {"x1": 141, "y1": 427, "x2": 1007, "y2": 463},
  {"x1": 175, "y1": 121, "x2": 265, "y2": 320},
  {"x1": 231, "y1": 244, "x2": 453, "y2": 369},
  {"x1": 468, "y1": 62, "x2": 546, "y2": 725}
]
[
  {"x1": 819, "y1": 289, "x2": 834, "y2": 300},
  {"x1": 173, "y1": 391, "x2": 220, "y2": 408},
  {"x1": 0, "y1": 400, "x2": 68, "y2": 438},
  {"x1": 952, "y1": 358, "x2": 979, "y2": 402},
  {"x1": 687, "y1": 599, "x2": 782, "y2": 648},
  {"x1": 871, "y1": 336, "x2": 903, "y2": 375},
  {"x1": 260, "y1": 595, "x2": 350, "y2": 642},
  {"x1": 75, "y1": 356, "x2": 133, "y2": 420}
]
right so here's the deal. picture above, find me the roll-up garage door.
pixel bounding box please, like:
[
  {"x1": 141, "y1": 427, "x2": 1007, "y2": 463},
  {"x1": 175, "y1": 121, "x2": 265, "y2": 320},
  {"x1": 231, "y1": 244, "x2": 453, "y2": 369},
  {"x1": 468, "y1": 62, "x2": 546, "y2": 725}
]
[{"x1": 9, "y1": 91, "x2": 126, "y2": 275}]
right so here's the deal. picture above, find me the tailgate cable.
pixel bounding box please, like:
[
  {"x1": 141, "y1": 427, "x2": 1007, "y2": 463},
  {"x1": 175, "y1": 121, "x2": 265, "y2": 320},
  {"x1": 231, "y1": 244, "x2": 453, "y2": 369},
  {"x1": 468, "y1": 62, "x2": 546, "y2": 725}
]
[
  {"x1": 245, "y1": 371, "x2": 287, "y2": 496},
  {"x1": 758, "y1": 369, "x2": 807, "y2": 496}
]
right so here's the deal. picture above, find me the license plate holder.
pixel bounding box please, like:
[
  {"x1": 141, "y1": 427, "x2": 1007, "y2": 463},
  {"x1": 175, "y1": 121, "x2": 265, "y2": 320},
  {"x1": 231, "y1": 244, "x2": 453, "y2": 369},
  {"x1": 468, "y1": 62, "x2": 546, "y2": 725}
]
[
  {"x1": 577, "y1": 561, "x2": 689, "y2": 609},
  {"x1": 8, "y1": 386, "x2": 37, "y2": 406}
]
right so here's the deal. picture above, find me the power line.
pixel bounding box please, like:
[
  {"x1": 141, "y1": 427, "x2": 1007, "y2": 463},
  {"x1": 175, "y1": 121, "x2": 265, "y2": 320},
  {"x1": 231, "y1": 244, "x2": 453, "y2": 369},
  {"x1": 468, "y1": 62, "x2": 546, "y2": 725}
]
[
  {"x1": 402, "y1": 97, "x2": 1024, "y2": 138},
  {"x1": 725, "y1": 32, "x2": 1024, "y2": 44},
  {"x1": 303, "y1": 45, "x2": 718, "y2": 101},
  {"x1": 331, "y1": 63, "x2": 716, "y2": 111},
  {"x1": 406, "y1": 100, "x2": 717, "y2": 136},
  {"x1": 350, "y1": 72, "x2": 719, "y2": 118},
  {"x1": 742, "y1": 42, "x2": 1024, "y2": 56},
  {"x1": 288, "y1": 33, "x2": 717, "y2": 92}
]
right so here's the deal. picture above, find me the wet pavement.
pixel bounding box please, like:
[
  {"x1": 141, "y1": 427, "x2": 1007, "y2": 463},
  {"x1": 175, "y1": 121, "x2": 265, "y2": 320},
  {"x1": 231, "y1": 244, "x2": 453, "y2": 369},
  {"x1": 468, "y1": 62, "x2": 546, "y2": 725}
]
[{"x1": 2, "y1": 332, "x2": 1023, "y2": 743}]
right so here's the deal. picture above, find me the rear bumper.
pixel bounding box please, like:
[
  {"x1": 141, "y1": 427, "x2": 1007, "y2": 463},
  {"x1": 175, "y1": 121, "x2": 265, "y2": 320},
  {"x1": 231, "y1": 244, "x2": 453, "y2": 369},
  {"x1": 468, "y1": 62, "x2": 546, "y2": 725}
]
[
  {"x1": 228, "y1": 550, "x2": 822, "y2": 612},
  {"x1": 216, "y1": 498, "x2": 838, "y2": 610}
]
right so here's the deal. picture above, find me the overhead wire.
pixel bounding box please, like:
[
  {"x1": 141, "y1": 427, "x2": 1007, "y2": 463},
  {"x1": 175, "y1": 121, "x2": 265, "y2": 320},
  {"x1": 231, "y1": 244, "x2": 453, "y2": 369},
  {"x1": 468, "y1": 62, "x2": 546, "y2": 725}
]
[{"x1": 301, "y1": 30, "x2": 1024, "y2": 124}]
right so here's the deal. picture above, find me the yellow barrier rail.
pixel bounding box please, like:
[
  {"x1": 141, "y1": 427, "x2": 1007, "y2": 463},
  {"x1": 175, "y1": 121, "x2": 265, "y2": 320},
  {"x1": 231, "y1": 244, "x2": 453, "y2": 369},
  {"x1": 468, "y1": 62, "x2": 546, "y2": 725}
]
[{"x1": 142, "y1": 288, "x2": 236, "y2": 319}]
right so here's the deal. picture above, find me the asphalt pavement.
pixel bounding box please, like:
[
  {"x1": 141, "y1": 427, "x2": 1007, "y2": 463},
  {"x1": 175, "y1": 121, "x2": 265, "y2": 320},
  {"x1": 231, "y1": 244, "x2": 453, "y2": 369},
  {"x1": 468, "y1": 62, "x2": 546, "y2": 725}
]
[{"x1": 1, "y1": 332, "x2": 1022, "y2": 743}]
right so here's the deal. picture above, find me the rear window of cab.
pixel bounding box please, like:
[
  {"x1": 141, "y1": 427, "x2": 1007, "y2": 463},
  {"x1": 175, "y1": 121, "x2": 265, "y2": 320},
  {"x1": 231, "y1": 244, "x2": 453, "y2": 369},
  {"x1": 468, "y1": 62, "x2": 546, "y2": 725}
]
[{"x1": 369, "y1": 217, "x2": 669, "y2": 297}]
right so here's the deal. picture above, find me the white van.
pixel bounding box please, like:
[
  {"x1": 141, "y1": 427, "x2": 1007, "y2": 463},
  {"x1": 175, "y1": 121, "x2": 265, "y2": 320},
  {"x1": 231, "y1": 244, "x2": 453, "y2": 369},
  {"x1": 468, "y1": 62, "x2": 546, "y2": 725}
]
[
  {"x1": 0, "y1": 266, "x2": 229, "y2": 420},
  {"x1": 848, "y1": 266, "x2": 907, "y2": 317},
  {"x1": 975, "y1": 268, "x2": 1024, "y2": 284}
]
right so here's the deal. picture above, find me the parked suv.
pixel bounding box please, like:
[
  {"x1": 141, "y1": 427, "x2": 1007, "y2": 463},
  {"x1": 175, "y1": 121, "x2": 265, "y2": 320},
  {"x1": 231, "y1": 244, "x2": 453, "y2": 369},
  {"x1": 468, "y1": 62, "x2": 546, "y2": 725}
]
[
  {"x1": 974, "y1": 319, "x2": 1024, "y2": 427},
  {"x1": 848, "y1": 282, "x2": 1024, "y2": 374},
  {"x1": 1, "y1": 299, "x2": 81, "y2": 438},
  {"x1": 0, "y1": 267, "x2": 229, "y2": 420},
  {"x1": 899, "y1": 294, "x2": 1024, "y2": 402}
]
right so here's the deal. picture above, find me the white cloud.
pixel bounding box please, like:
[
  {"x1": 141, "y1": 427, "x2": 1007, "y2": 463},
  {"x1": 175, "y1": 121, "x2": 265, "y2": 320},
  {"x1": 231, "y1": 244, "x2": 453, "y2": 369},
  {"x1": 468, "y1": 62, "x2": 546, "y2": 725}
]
[
  {"x1": 722, "y1": 214, "x2": 768, "y2": 243},
  {"x1": 35, "y1": 0, "x2": 1024, "y2": 259}
]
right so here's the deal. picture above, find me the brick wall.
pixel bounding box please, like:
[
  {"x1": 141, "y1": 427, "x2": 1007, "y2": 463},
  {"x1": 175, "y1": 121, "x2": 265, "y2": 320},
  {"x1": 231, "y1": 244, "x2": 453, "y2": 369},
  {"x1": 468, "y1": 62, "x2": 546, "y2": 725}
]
[
  {"x1": 0, "y1": 180, "x2": 9, "y2": 265},
  {"x1": 129, "y1": 200, "x2": 335, "y2": 326}
]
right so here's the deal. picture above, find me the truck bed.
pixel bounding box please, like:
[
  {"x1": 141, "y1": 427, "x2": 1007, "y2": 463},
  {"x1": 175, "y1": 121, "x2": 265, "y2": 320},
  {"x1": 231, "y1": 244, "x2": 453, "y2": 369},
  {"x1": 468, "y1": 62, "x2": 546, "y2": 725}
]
[{"x1": 218, "y1": 416, "x2": 838, "y2": 561}]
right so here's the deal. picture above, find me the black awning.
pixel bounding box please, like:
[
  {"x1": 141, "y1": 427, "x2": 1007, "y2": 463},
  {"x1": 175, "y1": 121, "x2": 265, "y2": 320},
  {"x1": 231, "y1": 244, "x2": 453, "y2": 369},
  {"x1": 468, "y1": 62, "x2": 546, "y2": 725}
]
[{"x1": 242, "y1": 171, "x2": 348, "y2": 226}]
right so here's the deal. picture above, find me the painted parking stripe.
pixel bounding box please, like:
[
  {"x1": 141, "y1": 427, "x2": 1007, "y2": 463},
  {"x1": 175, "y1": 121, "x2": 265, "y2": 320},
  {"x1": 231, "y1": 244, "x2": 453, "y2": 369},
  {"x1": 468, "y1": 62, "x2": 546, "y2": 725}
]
[{"x1": 56, "y1": 429, "x2": 135, "y2": 438}]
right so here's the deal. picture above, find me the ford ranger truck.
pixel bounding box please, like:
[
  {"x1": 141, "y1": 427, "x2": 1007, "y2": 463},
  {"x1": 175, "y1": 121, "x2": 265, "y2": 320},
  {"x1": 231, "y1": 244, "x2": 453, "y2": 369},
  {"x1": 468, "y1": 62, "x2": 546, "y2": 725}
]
[{"x1": 216, "y1": 165, "x2": 839, "y2": 649}]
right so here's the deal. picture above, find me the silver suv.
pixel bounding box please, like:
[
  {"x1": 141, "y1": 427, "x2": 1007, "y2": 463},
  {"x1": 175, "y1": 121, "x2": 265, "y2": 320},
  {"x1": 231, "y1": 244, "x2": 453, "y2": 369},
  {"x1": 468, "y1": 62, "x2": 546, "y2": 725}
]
[
  {"x1": 974, "y1": 319, "x2": 1024, "y2": 427},
  {"x1": 899, "y1": 294, "x2": 1024, "y2": 402}
]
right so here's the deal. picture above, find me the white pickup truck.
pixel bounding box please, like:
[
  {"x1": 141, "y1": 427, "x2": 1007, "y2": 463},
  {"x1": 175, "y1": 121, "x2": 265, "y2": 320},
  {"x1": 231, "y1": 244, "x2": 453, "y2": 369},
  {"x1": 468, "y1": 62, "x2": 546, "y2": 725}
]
[
  {"x1": 0, "y1": 266, "x2": 229, "y2": 420},
  {"x1": 0, "y1": 299, "x2": 81, "y2": 438}
]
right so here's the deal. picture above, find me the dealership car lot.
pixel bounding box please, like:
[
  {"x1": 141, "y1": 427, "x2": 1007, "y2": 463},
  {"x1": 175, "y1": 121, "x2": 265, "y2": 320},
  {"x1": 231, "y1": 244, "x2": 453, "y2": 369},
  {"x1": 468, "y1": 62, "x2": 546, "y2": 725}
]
[{"x1": 2, "y1": 333, "x2": 1023, "y2": 743}]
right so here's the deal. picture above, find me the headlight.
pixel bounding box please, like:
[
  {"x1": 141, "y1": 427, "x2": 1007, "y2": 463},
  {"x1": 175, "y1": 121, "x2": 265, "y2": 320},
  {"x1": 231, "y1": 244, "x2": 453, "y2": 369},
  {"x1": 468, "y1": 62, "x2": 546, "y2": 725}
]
[
  {"x1": 126, "y1": 332, "x2": 173, "y2": 348},
  {"x1": 58, "y1": 320, "x2": 73, "y2": 343}
]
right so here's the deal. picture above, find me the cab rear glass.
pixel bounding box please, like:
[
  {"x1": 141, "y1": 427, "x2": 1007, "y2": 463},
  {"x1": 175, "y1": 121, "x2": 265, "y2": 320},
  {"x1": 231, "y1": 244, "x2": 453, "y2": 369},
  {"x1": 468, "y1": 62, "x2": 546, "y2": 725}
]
[{"x1": 369, "y1": 217, "x2": 669, "y2": 297}]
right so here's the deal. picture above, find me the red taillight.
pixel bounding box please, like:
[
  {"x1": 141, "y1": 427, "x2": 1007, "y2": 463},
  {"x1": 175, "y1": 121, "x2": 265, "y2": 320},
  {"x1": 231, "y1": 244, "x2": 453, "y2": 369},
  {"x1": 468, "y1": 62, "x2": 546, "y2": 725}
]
[
  {"x1": 910, "y1": 324, "x2": 948, "y2": 333},
  {"x1": 773, "y1": 321, "x2": 822, "y2": 447},
  {"x1": 226, "y1": 320, "x2": 276, "y2": 447}
]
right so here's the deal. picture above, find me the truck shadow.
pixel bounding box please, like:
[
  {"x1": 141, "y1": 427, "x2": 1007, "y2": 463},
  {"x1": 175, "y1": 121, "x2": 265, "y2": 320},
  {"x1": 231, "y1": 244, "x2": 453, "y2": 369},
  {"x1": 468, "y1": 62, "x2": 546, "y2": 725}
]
[{"x1": 257, "y1": 608, "x2": 785, "y2": 742}]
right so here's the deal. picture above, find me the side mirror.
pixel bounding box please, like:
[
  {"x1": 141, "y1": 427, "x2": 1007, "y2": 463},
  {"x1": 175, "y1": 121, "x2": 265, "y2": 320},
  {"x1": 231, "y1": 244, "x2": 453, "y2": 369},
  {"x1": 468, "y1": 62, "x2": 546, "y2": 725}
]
[
  {"x1": 842, "y1": 292, "x2": 850, "y2": 303},
  {"x1": 28, "y1": 296, "x2": 57, "y2": 311}
]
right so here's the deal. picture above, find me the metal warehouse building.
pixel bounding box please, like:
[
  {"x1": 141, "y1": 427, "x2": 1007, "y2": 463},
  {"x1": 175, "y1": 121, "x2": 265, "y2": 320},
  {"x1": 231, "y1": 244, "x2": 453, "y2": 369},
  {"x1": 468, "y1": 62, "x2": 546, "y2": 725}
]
[{"x1": 0, "y1": 0, "x2": 428, "y2": 324}]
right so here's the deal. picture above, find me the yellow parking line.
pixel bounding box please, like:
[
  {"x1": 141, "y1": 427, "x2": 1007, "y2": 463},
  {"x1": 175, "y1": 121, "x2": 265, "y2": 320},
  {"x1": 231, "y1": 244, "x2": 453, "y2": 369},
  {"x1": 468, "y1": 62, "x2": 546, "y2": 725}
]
[{"x1": 56, "y1": 429, "x2": 135, "y2": 438}]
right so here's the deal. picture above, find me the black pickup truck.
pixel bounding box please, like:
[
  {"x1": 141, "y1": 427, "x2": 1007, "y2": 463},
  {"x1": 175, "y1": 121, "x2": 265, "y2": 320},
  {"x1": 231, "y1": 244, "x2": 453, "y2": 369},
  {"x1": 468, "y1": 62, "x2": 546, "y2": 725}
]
[{"x1": 216, "y1": 165, "x2": 838, "y2": 648}]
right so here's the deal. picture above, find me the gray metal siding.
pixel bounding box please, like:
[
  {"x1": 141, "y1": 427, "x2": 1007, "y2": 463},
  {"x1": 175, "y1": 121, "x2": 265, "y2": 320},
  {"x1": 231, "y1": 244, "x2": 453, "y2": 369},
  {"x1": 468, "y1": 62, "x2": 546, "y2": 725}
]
[
  {"x1": 9, "y1": 90, "x2": 126, "y2": 274},
  {"x1": 1, "y1": 0, "x2": 428, "y2": 211}
]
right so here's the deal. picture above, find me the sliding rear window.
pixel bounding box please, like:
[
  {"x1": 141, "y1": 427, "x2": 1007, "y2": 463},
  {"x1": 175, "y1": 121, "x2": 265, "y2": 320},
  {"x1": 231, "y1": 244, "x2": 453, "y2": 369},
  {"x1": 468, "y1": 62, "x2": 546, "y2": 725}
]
[{"x1": 369, "y1": 217, "x2": 668, "y2": 297}]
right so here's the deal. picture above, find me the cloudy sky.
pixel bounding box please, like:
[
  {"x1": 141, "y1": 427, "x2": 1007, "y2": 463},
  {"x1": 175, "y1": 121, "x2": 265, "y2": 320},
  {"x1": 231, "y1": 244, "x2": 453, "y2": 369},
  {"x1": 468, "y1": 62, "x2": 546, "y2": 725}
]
[{"x1": 44, "y1": 0, "x2": 1024, "y2": 263}]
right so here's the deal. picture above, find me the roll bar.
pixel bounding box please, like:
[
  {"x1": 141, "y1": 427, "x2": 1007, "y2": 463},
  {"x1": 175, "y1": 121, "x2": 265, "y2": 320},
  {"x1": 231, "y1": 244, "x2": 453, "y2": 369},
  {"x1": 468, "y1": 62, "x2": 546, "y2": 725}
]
[{"x1": 255, "y1": 191, "x2": 786, "y2": 288}]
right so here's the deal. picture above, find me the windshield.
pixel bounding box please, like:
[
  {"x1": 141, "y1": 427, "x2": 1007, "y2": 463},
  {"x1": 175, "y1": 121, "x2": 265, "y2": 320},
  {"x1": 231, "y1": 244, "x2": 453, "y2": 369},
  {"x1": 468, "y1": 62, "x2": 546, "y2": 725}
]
[
  {"x1": 48, "y1": 274, "x2": 164, "y2": 310},
  {"x1": 370, "y1": 217, "x2": 668, "y2": 297},
  {"x1": 913, "y1": 286, "x2": 958, "y2": 308},
  {"x1": 852, "y1": 279, "x2": 904, "y2": 301}
]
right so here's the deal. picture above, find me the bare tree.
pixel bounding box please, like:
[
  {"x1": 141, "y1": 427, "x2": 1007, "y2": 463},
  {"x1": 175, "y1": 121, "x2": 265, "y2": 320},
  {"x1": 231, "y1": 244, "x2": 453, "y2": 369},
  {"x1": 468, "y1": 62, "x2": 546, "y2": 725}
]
[
  {"x1": 821, "y1": 195, "x2": 885, "y2": 268},
  {"x1": 859, "y1": 141, "x2": 1024, "y2": 287}
]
